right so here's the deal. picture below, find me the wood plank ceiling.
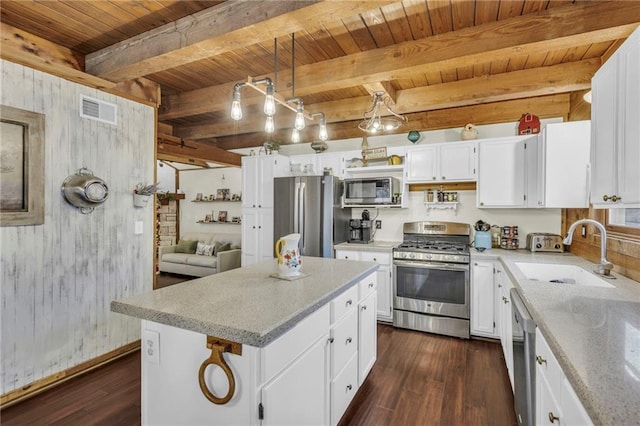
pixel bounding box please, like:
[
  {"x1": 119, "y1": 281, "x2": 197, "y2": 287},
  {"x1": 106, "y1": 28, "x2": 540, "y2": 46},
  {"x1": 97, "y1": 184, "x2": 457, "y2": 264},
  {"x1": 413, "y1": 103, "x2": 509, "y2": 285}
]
[{"x1": 2, "y1": 0, "x2": 640, "y2": 165}]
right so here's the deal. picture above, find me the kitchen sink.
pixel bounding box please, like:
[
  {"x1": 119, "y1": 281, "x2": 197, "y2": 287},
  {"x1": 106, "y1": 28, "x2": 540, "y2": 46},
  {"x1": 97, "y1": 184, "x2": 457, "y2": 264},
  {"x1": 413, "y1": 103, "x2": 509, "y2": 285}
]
[{"x1": 514, "y1": 262, "x2": 615, "y2": 288}]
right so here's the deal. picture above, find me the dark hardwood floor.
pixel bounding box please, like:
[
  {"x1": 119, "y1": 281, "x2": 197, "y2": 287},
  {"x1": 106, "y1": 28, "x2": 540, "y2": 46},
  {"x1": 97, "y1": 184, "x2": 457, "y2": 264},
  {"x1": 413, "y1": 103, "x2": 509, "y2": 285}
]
[
  {"x1": 1, "y1": 325, "x2": 515, "y2": 426},
  {"x1": 155, "y1": 272, "x2": 192, "y2": 289}
]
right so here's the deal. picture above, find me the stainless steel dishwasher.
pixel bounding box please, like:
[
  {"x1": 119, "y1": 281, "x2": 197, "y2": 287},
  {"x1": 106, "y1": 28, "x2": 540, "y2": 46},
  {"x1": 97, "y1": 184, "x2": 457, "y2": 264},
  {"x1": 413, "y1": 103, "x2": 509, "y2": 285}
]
[{"x1": 511, "y1": 288, "x2": 537, "y2": 426}]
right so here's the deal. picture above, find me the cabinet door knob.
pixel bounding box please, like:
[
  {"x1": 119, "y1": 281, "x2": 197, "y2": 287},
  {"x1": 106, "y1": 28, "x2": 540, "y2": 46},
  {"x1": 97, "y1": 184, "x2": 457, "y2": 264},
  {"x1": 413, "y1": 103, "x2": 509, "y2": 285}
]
[
  {"x1": 432, "y1": 176, "x2": 436, "y2": 180},
  {"x1": 258, "y1": 204, "x2": 262, "y2": 208},
  {"x1": 346, "y1": 337, "x2": 352, "y2": 344},
  {"x1": 346, "y1": 384, "x2": 353, "y2": 391},
  {"x1": 480, "y1": 202, "x2": 484, "y2": 206},
  {"x1": 361, "y1": 305, "x2": 367, "y2": 311},
  {"x1": 442, "y1": 176, "x2": 446, "y2": 180},
  {"x1": 373, "y1": 257, "x2": 377, "y2": 261},
  {"x1": 368, "y1": 282, "x2": 374, "y2": 288},
  {"x1": 344, "y1": 256, "x2": 349, "y2": 259},
  {"x1": 346, "y1": 299, "x2": 352, "y2": 306},
  {"x1": 536, "y1": 355, "x2": 547, "y2": 365},
  {"x1": 328, "y1": 337, "x2": 334, "y2": 344},
  {"x1": 548, "y1": 412, "x2": 559, "y2": 423}
]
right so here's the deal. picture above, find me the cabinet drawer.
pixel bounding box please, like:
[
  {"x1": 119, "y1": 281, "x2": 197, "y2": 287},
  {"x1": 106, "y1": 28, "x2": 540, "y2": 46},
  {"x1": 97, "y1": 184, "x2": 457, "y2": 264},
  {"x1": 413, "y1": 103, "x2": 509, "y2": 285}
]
[
  {"x1": 331, "y1": 285, "x2": 358, "y2": 323},
  {"x1": 535, "y1": 328, "x2": 563, "y2": 400},
  {"x1": 262, "y1": 304, "x2": 330, "y2": 383},
  {"x1": 330, "y1": 308, "x2": 358, "y2": 378},
  {"x1": 360, "y1": 251, "x2": 391, "y2": 265},
  {"x1": 330, "y1": 353, "x2": 359, "y2": 426},
  {"x1": 335, "y1": 250, "x2": 358, "y2": 261},
  {"x1": 359, "y1": 273, "x2": 377, "y2": 300}
]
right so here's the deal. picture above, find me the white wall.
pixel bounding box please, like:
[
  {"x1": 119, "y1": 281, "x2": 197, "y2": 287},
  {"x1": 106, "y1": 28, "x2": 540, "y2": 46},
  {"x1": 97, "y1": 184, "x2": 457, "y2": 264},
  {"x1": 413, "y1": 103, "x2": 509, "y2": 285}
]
[
  {"x1": 0, "y1": 60, "x2": 155, "y2": 394},
  {"x1": 179, "y1": 167, "x2": 242, "y2": 235},
  {"x1": 156, "y1": 160, "x2": 176, "y2": 192}
]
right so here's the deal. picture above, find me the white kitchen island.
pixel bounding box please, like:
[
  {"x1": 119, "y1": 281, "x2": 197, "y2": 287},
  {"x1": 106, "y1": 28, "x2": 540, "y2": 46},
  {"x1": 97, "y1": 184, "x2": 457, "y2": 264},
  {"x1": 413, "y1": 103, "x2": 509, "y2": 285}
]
[{"x1": 111, "y1": 257, "x2": 379, "y2": 426}]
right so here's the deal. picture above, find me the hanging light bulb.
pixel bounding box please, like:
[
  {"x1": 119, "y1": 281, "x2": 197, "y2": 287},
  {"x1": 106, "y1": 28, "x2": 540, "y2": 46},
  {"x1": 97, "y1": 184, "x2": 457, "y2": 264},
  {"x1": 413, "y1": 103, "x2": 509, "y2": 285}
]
[
  {"x1": 264, "y1": 84, "x2": 276, "y2": 116},
  {"x1": 318, "y1": 123, "x2": 328, "y2": 141},
  {"x1": 291, "y1": 128, "x2": 300, "y2": 143},
  {"x1": 294, "y1": 102, "x2": 305, "y2": 130},
  {"x1": 318, "y1": 114, "x2": 328, "y2": 141},
  {"x1": 230, "y1": 88, "x2": 242, "y2": 121},
  {"x1": 264, "y1": 116, "x2": 275, "y2": 133}
]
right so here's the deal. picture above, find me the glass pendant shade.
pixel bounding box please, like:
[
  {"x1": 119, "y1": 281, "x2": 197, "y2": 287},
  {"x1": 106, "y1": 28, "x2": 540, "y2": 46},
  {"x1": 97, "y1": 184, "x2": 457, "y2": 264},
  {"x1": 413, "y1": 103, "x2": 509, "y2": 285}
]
[
  {"x1": 230, "y1": 100, "x2": 242, "y2": 121},
  {"x1": 264, "y1": 85, "x2": 276, "y2": 116},
  {"x1": 291, "y1": 128, "x2": 300, "y2": 143},
  {"x1": 294, "y1": 103, "x2": 305, "y2": 130},
  {"x1": 318, "y1": 123, "x2": 328, "y2": 141},
  {"x1": 358, "y1": 92, "x2": 405, "y2": 134},
  {"x1": 264, "y1": 116, "x2": 275, "y2": 133}
]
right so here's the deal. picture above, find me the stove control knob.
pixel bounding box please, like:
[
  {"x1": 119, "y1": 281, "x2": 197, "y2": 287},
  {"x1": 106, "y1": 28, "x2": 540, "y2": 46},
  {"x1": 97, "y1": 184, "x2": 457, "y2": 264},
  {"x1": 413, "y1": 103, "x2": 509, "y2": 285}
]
[
  {"x1": 409, "y1": 253, "x2": 415, "y2": 259},
  {"x1": 425, "y1": 254, "x2": 432, "y2": 259}
]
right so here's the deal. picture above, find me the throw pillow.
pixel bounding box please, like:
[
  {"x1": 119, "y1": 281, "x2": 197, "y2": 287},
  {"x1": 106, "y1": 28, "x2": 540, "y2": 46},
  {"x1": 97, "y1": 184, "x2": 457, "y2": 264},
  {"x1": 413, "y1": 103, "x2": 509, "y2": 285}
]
[
  {"x1": 196, "y1": 242, "x2": 207, "y2": 255},
  {"x1": 175, "y1": 239, "x2": 198, "y2": 254},
  {"x1": 202, "y1": 244, "x2": 214, "y2": 256},
  {"x1": 213, "y1": 241, "x2": 231, "y2": 255}
]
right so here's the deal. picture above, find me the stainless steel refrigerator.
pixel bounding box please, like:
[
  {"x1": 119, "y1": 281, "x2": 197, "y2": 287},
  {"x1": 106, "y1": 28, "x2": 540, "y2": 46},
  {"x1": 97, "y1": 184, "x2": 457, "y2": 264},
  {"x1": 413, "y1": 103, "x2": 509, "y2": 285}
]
[{"x1": 273, "y1": 175, "x2": 351, "y2": 258}]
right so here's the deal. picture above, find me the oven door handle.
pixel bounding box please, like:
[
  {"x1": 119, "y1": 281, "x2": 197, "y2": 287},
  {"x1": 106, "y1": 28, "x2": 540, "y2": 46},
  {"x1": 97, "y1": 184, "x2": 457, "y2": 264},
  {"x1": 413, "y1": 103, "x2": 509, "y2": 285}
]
[{"x1": 393, "y1": 260, "x2": 469, "y2": 271}]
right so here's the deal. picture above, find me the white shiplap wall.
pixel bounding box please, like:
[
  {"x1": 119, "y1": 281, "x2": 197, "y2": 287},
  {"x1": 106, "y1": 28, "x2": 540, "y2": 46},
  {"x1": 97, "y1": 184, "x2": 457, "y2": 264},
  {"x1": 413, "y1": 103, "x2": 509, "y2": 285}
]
[{"x1": 0, "y1": 60, "x2": 155, "y2": 394}]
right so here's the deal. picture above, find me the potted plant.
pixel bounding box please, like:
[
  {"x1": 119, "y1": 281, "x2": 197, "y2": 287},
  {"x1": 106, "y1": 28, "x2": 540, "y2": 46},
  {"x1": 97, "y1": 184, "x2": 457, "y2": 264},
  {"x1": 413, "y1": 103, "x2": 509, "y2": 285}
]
[
  {"x1": 156, "y1": 192, "x2": 175, "y2": 206},
  {"x1": 133, "y1": 182, "x2": 159, "y2": 207}
]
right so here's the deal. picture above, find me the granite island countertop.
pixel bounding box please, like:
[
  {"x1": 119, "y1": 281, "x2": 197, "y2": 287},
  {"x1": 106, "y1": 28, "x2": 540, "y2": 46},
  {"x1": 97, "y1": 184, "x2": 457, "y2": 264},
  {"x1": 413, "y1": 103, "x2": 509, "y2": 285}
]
[
  {"x1": 471, "y1": 249, "x2": 640, "y2": 426},
  {"x1": 111, "y1": 257, "x2": 378, "y2": 348}
]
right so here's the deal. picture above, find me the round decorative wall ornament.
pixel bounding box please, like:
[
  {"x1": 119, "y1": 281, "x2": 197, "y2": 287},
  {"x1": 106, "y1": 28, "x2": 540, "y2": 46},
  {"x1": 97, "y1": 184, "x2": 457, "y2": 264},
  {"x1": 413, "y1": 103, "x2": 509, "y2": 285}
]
[{"x1": 407, "y1": 130, "x2": 420, "y2": 143}]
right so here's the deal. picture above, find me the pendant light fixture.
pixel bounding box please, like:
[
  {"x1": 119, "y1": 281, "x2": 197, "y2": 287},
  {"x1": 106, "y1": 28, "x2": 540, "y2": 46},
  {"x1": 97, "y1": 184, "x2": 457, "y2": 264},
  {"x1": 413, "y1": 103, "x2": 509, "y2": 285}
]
[
  {"x1": 229, "y1": 34, "x2": 329, "y2": 142},
  {"x1": 358, "y1": 91, "x2": 406, "y2": 134}
]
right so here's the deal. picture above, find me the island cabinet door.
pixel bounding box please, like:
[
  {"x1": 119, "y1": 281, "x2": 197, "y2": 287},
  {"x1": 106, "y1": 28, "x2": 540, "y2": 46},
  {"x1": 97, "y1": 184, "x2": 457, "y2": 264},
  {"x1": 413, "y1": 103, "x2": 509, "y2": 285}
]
[
  {"x1": 259, "y1": 334, "x2": 330, "y2": 426},
  {"x1": 358, "y1": 291, "x2": 377, "y2": 386}
]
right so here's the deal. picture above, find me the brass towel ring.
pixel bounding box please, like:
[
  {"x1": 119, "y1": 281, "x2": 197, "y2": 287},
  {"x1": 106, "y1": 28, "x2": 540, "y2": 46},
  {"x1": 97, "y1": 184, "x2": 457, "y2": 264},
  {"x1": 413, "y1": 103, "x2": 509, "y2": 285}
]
[{"x1": 198, "y1": 337, "x2": 242, "y2": 405}]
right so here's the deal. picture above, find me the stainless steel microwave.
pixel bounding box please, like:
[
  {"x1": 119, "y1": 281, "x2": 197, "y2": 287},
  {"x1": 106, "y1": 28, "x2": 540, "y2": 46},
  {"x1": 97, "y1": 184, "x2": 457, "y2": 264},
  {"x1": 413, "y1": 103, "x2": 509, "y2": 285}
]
[{"x1": 343, "y1": 177, "x2": 400, "y2": 205}]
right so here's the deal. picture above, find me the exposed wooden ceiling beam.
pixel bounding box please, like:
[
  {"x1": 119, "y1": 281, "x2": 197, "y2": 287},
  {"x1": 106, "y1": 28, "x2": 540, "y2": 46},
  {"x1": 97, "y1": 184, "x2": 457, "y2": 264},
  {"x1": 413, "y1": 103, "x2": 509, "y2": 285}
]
[
  {"x1": 216, "y1": 94, "x2": 571, "y2": 150},
  {"x1": 158, "y1": 1, "x2": 640, "y2": 121},
  {"x1": 362, "y1": 82, "x2": 397, "y2": 104},
  {"x1": 173, "y1": 58, "x2": 597, "y2": 140},
  {"x1": 158, "y1": 134, "x2": 242, "y2": 167},
  {"x1": 85, "y1": 1, "x2": 394, "y2": 82},
  {"x1": 0, "y1": 22, "x2": 160, "y2": 106},
  {"x1": 158, "y1": 154, "x2": 210, "y2": 169}
]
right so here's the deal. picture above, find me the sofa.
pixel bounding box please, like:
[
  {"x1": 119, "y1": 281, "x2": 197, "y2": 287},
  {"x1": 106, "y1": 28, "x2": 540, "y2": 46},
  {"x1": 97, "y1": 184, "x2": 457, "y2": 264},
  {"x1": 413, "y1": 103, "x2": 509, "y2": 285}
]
[{"x1": 158, "y1": 232, "x2": 241, "y2": 277}]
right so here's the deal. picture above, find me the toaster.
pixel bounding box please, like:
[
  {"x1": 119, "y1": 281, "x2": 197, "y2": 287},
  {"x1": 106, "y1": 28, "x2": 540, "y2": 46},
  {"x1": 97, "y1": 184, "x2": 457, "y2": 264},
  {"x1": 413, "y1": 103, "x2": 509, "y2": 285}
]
[{"x1": 526, "y1": 233, "x2": 564, "y2": 253}]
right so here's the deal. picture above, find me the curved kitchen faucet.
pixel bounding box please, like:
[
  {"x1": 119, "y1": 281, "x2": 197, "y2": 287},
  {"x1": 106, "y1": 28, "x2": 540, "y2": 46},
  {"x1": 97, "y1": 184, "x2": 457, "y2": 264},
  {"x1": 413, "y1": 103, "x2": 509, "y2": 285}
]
[{"x1": 563, "y1": 219, "x2": 615, "y2": 278}]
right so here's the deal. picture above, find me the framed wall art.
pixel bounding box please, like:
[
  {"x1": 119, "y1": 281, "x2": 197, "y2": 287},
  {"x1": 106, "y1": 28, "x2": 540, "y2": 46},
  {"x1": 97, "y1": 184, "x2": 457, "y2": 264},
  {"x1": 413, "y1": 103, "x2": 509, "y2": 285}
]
[{"x1": 0, "y1": 105, "x2": 45, "y2": 226}]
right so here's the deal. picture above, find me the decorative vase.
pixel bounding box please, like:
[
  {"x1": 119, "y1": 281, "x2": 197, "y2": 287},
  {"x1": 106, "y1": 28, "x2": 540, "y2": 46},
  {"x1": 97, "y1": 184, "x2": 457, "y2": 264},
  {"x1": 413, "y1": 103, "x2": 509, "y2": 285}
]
[{"x1": 275, "y1": 233, "x2": 302, "y2": 276}]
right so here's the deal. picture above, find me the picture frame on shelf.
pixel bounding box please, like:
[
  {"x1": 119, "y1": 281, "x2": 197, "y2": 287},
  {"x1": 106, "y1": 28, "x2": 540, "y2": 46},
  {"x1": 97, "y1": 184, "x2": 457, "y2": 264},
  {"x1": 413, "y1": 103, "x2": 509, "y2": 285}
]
[
  {"x1": 218, "y1": 210, "x2": 227, "y2": 222},
  {"x1": 208, "y1": 194, "x2": 215, "y2": 201},
  {"x1": 204, "y1": 214, "x2": 212, "y2": 222},
  {"x1": 231, "y1": 216, "x2": 241, "y2": 223},
  {"x1": 195, "y1": 193, "x2": 203, "y2": 201},
  {"x1": 217, "y1": 188, "x2": 230, "y2": 200}
]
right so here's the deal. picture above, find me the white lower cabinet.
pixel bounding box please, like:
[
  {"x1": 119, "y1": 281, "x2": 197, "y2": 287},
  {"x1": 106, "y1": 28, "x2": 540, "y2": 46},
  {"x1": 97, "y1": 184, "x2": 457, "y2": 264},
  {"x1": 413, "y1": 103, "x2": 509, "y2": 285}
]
[
  {"x1": 261, "y1": 334, "x2": 330, "y2": 426},
  {"x1": 141, "y1": 271, "x2": 377, "y2": 426},
  {"x1": 495, "y1": 264, "x2": 515, "y2": 389},
  {"x1": 470, "y1": 260, "x2": 497, "y2": 338},
  {"x1": 335, "y1": 248, "x2": 392, "y2": 322},
  {"x1": 328, "y1": 272, "x2": 377, "y2": 426},
  {"x1": 535, "y1": 328, "x2": 592, "y2": 426}
]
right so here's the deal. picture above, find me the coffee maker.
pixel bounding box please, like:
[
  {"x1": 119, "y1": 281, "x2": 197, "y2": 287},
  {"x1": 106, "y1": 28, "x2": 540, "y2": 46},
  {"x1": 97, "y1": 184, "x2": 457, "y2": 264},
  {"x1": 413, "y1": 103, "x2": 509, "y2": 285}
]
[{"x1": 348, "y1": 210, "x2": 373, "y2": 244}]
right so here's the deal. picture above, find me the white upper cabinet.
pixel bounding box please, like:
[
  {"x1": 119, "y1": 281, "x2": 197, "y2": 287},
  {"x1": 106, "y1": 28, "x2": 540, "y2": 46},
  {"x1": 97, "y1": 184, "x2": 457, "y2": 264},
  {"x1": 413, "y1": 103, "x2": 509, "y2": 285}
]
[
  {"x1": 529, "y1": 121, "x2": 591, "y2": 208},
  {"x1": 591, "y1": 26, "x2": 640, "y2": 208},
  {"x1": 405, "y1": 141, "x2": 476, "y2": 183},
  {"x1": 242, "y1": 154, "x2": 290, "y2": 209},
  {"x1": 477, "y1": 136, "x2": 532, "y2": 208}
]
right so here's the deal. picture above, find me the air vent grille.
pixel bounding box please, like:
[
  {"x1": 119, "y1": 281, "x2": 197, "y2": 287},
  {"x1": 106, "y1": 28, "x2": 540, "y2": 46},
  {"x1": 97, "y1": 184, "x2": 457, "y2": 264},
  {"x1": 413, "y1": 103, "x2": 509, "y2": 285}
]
[{"x1": 80, "y1": 95, "x2": 117, "y2": 125}]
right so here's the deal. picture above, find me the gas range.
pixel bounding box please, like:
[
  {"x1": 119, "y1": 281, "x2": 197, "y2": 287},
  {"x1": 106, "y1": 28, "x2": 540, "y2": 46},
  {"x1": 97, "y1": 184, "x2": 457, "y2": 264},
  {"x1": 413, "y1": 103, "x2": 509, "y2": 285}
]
[{"x1": 393, "y1": 221, "x2": 471, "y2": 264}]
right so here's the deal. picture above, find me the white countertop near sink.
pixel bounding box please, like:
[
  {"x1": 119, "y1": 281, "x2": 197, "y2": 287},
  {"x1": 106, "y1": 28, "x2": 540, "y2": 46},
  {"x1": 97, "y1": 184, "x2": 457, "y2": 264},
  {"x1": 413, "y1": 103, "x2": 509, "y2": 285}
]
[{"x1": 471, "y1": 249, "x2": 640, "y2": 426}]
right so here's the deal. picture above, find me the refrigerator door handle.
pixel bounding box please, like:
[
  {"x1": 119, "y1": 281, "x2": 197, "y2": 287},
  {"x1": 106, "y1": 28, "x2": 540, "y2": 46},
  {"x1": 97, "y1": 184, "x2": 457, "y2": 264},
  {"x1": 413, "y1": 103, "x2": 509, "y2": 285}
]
[
  {"x1": 294, "y1": 181, "x2": 300, "y2": 233},
  {"x1": 299, "y1": 182, "x2": 306, "y2": 252}
]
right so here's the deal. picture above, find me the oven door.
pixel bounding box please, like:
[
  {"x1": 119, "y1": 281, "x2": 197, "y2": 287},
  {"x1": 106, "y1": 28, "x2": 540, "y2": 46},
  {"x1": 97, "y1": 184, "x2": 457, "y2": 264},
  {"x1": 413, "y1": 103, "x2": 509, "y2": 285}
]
[{"x1": 393, "y1": 259, "x2": 469, "y2": 320}]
